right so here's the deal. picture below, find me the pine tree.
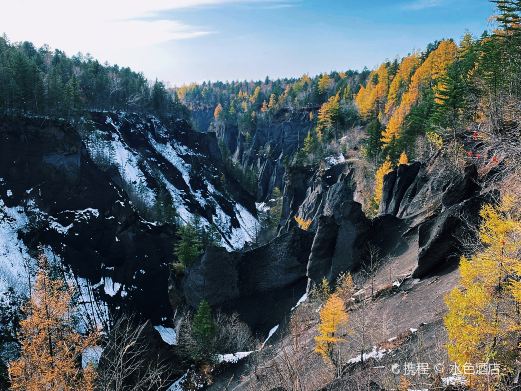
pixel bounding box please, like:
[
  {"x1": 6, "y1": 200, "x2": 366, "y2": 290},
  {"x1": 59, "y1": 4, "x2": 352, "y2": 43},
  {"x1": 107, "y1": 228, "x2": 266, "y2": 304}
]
[
  {"x1": 9, "y1": 254, "x2": 97, "y2": 391},
  {"x1": 191, "y1": 300, "x2": 216, "y2": 361},
  {"x1": 174, "y1": 222, "x2": 203, "y2": 267}
]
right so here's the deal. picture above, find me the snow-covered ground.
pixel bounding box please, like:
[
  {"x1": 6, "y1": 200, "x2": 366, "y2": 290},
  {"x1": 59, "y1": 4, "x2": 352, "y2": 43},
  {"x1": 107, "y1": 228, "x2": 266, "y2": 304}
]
[
  {"x1": 0, "y1": 199, "x2": 34, "y2": 296},
  {"x1": 83, "y1": 114, "x2": 260, "y2": 251}
]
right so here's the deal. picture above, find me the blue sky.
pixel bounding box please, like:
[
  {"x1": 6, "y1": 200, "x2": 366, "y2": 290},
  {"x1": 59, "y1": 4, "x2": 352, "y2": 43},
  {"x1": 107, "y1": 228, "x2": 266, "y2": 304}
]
[{"x1": 1, "y1": 0, "x2": 495, "y2": 85}]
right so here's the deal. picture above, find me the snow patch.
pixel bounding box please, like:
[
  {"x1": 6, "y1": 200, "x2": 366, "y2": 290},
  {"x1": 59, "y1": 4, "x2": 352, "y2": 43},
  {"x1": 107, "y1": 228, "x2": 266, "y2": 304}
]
[
  {"x1": 217, "y1": 351, "x2": 254, "y2": 364},
  {"x1": 103, "y1": 277, "x2": 121, "y2": 297},
  {"x1": 167, "y1": 373, "x2": 187, "y2": 391},
  {"x1": 154, "y1": 325, "x2": 177, "y2": 346},
  {"x1": 324, "y1": 154, "x2": 346, "y2": 167},
  {"x1": 347, "y1": 346, "x2": 387, "y2": 364},
  {"x1": 291, "y1": 292, "x2": 308, "y2": 311},
  {"x1": 262, "y1": 325, "x2": 279, "y2": 347},
  {"x1": 0, "y1": 200, "x2": 35, "y2": 296}
]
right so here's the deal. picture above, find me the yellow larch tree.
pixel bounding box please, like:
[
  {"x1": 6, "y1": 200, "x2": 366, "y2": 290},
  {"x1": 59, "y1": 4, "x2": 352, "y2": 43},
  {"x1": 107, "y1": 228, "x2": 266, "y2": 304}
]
[
  {"x1": 445, "y1": 195, "x2": 521, "y2": 390},
  {"x1": 249, "y1": 86, "x2": 261, "y2": 105},
  {"x1": 373, "y1": 158, "x2": 393, "y2": 208},
  {"x1": 318, "y1": 73, "x2": 333, "y2": 95},
  {"x1": 355, "y1": 63, "x2": 390, "y2": 119},
  {"x1": 398, "y1": 151, "x2": 409, "y2": 165},
  {"x1": 268, "y1": 93, "x2": 277, "y2": 110},
  {"x1": 316, "y1": 93, "x2": 341, "y2": 141},
  {"x1": 9, "y1": 254, "x2": 98, "y2": 391},
  {"x1": 385, "y1": 53, "x2": 421, "y2": 115},
  {"x1": 294, "y1": 215, "x2": 312, "y2": 231},
  {"x1": 315, "y1": 294, "x2": 349, "y2": 363},
  {"x1": 381, "y1": 40, "x2": 458, "y2": 146}
]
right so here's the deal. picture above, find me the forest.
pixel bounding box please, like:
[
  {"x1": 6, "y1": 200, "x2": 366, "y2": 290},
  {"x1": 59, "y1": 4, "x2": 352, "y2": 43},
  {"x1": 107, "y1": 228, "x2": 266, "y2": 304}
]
[{"x1": 0, "y1": 0, "x2": 520, "y2": 390}]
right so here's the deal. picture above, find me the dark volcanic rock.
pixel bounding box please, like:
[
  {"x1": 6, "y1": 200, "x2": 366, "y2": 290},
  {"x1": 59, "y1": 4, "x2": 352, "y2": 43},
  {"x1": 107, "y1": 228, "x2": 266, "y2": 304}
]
[
  {"x1": 209, "y1": 109, "x2": 314, "y2": 201},
  {"x1": 376, "y1": 158, "x2": 487, "y2": 278},
  {"x1": 307, "y1": 200, "x2": 370, "y2": 284},
  {"x1": 414, "y1": 193, "x2": 490, "y2": 278},
  {"x1": 0, "y1": 115, "x2": 176, "y2": 323},
  {"x1": 379, "y1": 162, "x2": 422, "y2": 216},
  {"x1": 180, "y1": 227, "x2": 314, "y2": 332}
]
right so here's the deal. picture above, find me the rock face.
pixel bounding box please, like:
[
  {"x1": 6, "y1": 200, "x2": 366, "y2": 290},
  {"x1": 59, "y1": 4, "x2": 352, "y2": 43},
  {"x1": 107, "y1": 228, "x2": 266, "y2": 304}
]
[
  {"x1": 0, "y1": 112, "x2": 259, "y2": 325},
  {"x1": 307, "y1": 201, "x2": 370, "y2": 284},
  {"x1": 180, "y1": 227, "x2": 315, "y2": 332},
  {"x1": 203, "y1": 108, "x2": 314, "y2": 201},
  {"x1": 377, "y1": 160, "x2": 486, "y2": 278},
  {"x1": 0, "y1": 115, "x2": 176, "y2": 323}
]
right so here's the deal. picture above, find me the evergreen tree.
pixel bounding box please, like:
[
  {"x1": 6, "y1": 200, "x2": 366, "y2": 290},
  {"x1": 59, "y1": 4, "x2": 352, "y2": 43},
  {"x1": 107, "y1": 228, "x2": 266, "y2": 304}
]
[{"x1": 174, "y1": 222, "x2": 203, "y2": 267}]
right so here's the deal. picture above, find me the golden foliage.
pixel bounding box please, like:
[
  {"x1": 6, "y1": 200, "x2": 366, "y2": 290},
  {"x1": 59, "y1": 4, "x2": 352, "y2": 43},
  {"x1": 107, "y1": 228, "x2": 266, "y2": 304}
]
[
  {"x1": 385, "y1": 53, "x2": 421, "y2": 115},
  {"x1": 444, "y1": 196, "x2": 521, "y2": 390},
  {"x1": 314, "y1": 294, "x2": 348, "y2": 361},
  {"x1": 426, "y1": 131, "x2": 443, "y2": 150},
  {"x1": 213, "y1": 103, "x2": 223, "y2": 120},
  {"x1": 335, "y1": 272, "x2": 355, "y2": 304},
  {"x1": 398, "y1": 151, "x2": 409, "y2": 165},
  {"x1": 294, "y1": 215, "x2": 312, "y2": 231},
  {"x1": 355, "y1": 63, "x2": 390, "y2": 119},
  {"x1": 318, "y1": 74, "x2": 333, "y2": 94},
  {"x1": 268, "y1": 93, "x2": 277, "y2": 110},
  {"x1": 316, "y1": 93, "x2": 341, "y2": 138},
  {"x1": 9, "y1": 255, "x2": 98, "y2": 391},
  {"x1": 381, "y1": 40, "x2": 458, "y2": 145},
  {"x1": 373, "y1": 158, "x2": 393, "y2": 208}
]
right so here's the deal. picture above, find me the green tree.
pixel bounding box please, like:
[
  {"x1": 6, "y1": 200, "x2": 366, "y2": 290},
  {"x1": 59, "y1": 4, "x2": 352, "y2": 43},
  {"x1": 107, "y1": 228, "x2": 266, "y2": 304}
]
[
  {"x1": 174, "y1": 222, "x2": 203, "y2": 267},
  {"x1": 190, "y1": 300, "x2": 216, "y2": 361}
]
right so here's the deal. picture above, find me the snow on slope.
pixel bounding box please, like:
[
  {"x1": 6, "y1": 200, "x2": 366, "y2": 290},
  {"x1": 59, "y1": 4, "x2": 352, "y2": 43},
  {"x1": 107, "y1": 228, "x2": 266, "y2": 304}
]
[
  {"x1": 0, "y1": 198, "x2": 34, "y2": 296},
  {"x1": 82, "y1": 113, "x2": 259, "y2": 250}
]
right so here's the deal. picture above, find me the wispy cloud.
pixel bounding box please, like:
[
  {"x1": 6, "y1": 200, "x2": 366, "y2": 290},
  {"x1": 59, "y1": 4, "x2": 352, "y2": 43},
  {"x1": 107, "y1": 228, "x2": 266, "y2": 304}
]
[{"x1": 402, "y1": 0, "x2": 444, "y2": 11}]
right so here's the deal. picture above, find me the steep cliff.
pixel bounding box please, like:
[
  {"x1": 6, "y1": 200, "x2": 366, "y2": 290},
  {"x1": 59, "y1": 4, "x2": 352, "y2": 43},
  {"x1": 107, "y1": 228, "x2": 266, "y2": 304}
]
[{"x1": 0, "y1": 112, "x2": 259, "y2": 327}]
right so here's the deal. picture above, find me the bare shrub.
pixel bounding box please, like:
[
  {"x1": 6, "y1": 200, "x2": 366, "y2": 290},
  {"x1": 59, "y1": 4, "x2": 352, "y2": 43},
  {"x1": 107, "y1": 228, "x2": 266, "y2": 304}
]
[{"x1": 96, "y1": 314, "x2": 170, "y2": 391}]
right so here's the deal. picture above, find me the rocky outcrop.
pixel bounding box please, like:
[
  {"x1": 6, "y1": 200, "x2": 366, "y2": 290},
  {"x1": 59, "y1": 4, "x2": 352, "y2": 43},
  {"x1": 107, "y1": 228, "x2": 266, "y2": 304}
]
[
  {"x1": 179, "y1": 227, "x2": 314, "y2": 332},
  {"x1": 378, "y1": 159, "x2": 487, "y2": 278},
  {"x1": 307, "y1": 201, "x2": 370, "y2": 284},
  {"x1": 0, "y1": 115, "x2": 177, "y2": 323},
  {"x1": 207, "y1": 108, "x2": 314, "y2": 200}
]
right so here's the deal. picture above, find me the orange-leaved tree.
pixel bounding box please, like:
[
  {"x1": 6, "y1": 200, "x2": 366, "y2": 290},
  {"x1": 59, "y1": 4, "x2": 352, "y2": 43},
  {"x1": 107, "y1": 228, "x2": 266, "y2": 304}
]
[
  {"x1": 9, "y1": 254, "x2": 98, "y2": 391},
  {"x1": 398, "y1": 151, "x2": 409, "y2": 165},
  {"x1": 294, "y1": 215, "x2": 312, "y2": 231}
]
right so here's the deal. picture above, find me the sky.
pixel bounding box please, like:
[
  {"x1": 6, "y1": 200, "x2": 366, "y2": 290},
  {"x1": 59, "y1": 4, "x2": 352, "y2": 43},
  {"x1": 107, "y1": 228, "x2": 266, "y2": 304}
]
[{"x1": 0, "y1": 0, "x2": 495, "y2": 86}]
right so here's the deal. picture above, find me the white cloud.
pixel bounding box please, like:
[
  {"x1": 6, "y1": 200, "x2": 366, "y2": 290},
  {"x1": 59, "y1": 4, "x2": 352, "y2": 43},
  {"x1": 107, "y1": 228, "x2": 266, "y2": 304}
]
[
  {"x1": 0, "y1": 1, "x2": 223, "y2": 64},
  {"x1": 0, "y1": 0, "x2": 298, "y2": 82},
  {"x1": 402, "y1": 0, "x2": 444, "y2": 10}
]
